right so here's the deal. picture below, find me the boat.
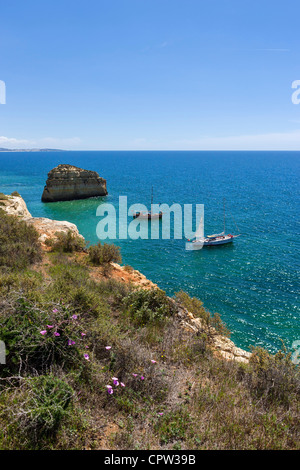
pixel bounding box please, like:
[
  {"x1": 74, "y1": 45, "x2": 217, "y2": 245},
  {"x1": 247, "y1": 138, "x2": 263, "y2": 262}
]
[
  {"x1": 132, "y1": 187, "x2": 163, "y2": 219},
  {"x1": 187, "y1": 199, "x2": 240, "y2": 248}
]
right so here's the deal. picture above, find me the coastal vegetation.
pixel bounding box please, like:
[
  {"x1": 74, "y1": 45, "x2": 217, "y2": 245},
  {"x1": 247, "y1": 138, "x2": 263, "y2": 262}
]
[{"x1": 0, "y1": 208, "x2": 299, "y2": 450}]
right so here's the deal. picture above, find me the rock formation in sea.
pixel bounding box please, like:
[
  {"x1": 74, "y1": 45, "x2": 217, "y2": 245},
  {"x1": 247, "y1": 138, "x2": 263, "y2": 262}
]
[{"x1": 41, "y1": 164, "x2": 108, "y2": 202}]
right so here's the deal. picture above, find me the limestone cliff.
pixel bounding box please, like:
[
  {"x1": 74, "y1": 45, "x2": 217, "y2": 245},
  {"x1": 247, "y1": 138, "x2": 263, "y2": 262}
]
[
  {"x1": 41, "y1": 164, "x2": 108, "y2": 202},
  {"x1": 0, "y1": 194, "x2": 32, "y2": 218},
  {"x1": 1, "y1": 194, "x2": 83, "y2": 244}
]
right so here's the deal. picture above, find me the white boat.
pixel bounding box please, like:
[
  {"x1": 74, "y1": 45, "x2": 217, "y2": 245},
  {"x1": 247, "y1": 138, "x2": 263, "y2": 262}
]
[
  {"x1": 133, "y1": 187, "x2": 163, "y2": 220},
  {"x1": 187, "y1": 199, "x2": 240, "y2": 248},
  {"x1": 132, "y1": 211, "x2": 162, "y2": 220}
]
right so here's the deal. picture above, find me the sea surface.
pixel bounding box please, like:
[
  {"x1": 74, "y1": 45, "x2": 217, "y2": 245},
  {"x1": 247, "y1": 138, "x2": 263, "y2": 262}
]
[{"x1": 0, "y1": 151, "x2": 299, "y2": 354}]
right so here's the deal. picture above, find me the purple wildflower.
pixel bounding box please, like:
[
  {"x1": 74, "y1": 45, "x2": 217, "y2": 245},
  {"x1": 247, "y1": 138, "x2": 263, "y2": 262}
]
[
  {"x1": 40, "y1": 330, "x2": 47, "y2": 335},
  {"x1": 84, "y1": 353, "x2": 90, "y2": 361}
]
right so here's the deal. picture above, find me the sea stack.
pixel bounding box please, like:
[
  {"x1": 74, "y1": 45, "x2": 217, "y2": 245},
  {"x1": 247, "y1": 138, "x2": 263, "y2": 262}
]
[{"x1": 41, "y1": 164, "x2": 108, "y2": 202}]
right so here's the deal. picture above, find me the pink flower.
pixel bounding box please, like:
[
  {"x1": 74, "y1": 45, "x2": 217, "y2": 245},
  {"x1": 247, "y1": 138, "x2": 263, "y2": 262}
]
[
  {"x1": 141, "y1": 376, "x2": 145, "y2": 381},
  {"x1": 68, "y1": 340, "x2": 76, "y2": 345},
  {"x1": 158, "y1": 412, "x2": 164, "y2": 416},
  {"x1": 112, "y1": 377, "x2": 119, "y2": 386},
  {"x1": 106, "y1": 385, "x2": 113, "y2": 395},
  {"x1": 120, "y1": 382, "x2": 125, "y2": 387},
  {"x1": 84, "y1": 353, "x2": 90, "y2": 361},
  {"x1": 72, "y1": 315, "x2": 78, "y2": 320},
  {"x1": 54, "y1": 332, "x2": 60, "y2": 337},
  {"x1": 132, "y1": 373, "x2": 138, "y2": 377},
  {"x1": 105, "y1": 346, "x2": 111, "y2": 350},
  {"x1": 40, "y1": 330, "x2": 47, "y2": 335},
  {"x1": 81, "y1": 332, "x2": 86, "y2": 337},
  {"x1": 52, "y1": 308, "x2": 58, "y2": 313},
  {"x1": 47, "y1": 325, "x2": 54, "y2": 329},
  {"x1": 151, "y1": 360, "x2": 157, "y2": 364}
]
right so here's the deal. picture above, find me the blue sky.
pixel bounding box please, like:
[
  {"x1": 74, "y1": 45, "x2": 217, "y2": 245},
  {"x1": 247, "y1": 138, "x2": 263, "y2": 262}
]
[{"x1": 0, "y1": 0, "x2": 300, "y2": 150}]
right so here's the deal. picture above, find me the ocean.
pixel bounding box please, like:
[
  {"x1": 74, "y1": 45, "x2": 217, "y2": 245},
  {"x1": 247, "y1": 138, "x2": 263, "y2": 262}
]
[{"x1": 0, "y1": 150, "x2": 299, "y2": 354}]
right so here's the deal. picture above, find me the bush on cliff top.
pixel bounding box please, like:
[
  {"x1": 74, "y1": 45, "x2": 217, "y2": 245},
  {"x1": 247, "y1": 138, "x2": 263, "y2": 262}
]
[
  {"x1": 87, "y1": 241, "x2": 122, "y2": 276},
  {"x1": 175, "y1": 290, "x2": 230, "y2": 337},
  {"x1": 0, "y1": 209, "x2": 42, "y2": 269},
  {"x1": 88, "y1": 241, "x2": 122, "y2": 266},
  {"x1": 123, "y1": 288, "x2": 176, "y2": 326},
  {"x1": 45, "y1": 230, "x2": 86, "y2": 253}
]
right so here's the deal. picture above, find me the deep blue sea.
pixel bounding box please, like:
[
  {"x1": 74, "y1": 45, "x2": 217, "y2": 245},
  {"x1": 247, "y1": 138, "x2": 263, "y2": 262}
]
[{"x1": 0, "y1": 151, "x2": 299, "y2": 354}]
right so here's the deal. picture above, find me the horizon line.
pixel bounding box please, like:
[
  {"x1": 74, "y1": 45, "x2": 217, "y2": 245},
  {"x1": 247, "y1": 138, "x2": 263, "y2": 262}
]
[{"x1": 1, "y1": 148, "x2": 300, "y2": 152}]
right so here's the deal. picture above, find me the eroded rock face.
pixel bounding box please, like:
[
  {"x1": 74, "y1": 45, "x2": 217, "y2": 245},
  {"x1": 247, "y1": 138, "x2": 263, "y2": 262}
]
[
  {"x1": 1, "y1": 194, "x2": 83, "y2": 245},
  {"x1": 41, "y1": 164, "x2": 108, "y2": 202},
  {"x1": 25, "y1": 217, "x2": 84, "y2": 244},
  {"x1": 0, "y1": 195, "x2": 32, "y2": 218}
]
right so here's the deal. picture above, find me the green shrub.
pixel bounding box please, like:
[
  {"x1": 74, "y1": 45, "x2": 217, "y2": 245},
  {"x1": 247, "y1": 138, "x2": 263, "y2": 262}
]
[
  {"x1": 0, "y1": 209, "x2": 42, "y2": 269},
  {"x1": 47, "y1": 257, "x2": 110, "y2": 317},
  {"x1": 0, "y1": 295, "x2": 88, "y2": 376},
  {"x1": 248, "y1": 346, "x2": 300, "y2": 407},
  {"x1": 175, "y1": 290, "x2": 230, "y2": 337},
  {"x1": 155, "y1": 406, "x2": 192, "y2": 445},
  {"x1": 1, "y1": 375, "x2": 74, "y2": 443},
  {"x1": 175, "y1": 290, "x2": 210, "y2": 325},
  {"x1": 123, "y1": 288, "x2": 175, "y2": 326},
  {"x1": 10, "y1": 191, "x2": 21, "y2": 197},
  {"x1": 45, "y1": 230, "x2": 86, "y2": 253},
  {"x1": 23, "y1": 375, "x2": 74, "y2": 434},
  {"x1": 0, "y1": 193, "x2": 8, "y2": 200},
  {"x1": 88, "y1": 242, "x2": 122, "y2": 266}
]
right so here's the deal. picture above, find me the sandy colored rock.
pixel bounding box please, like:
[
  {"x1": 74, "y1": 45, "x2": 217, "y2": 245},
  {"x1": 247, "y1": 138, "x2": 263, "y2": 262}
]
[
  {"x1": 25, "y1": 217, "x2": 84, "y2": 244},
  {"x1": 41, "y1": 164, "x2": 108, "y2": 202},
  {"x1": 1, "y1": 195, "x2": 32, "y2": 218}
]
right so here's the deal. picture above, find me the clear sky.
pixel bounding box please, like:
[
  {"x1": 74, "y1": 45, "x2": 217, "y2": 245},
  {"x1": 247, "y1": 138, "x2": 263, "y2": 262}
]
[{"x1": 1, "y1": 0, "x2": 300, "y2": 150}]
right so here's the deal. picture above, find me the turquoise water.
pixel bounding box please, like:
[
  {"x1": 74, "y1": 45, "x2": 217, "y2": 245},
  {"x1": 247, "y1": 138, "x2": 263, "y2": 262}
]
[{"x1": 0, "y1": 151, "x2": 299, "y2": 353}]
